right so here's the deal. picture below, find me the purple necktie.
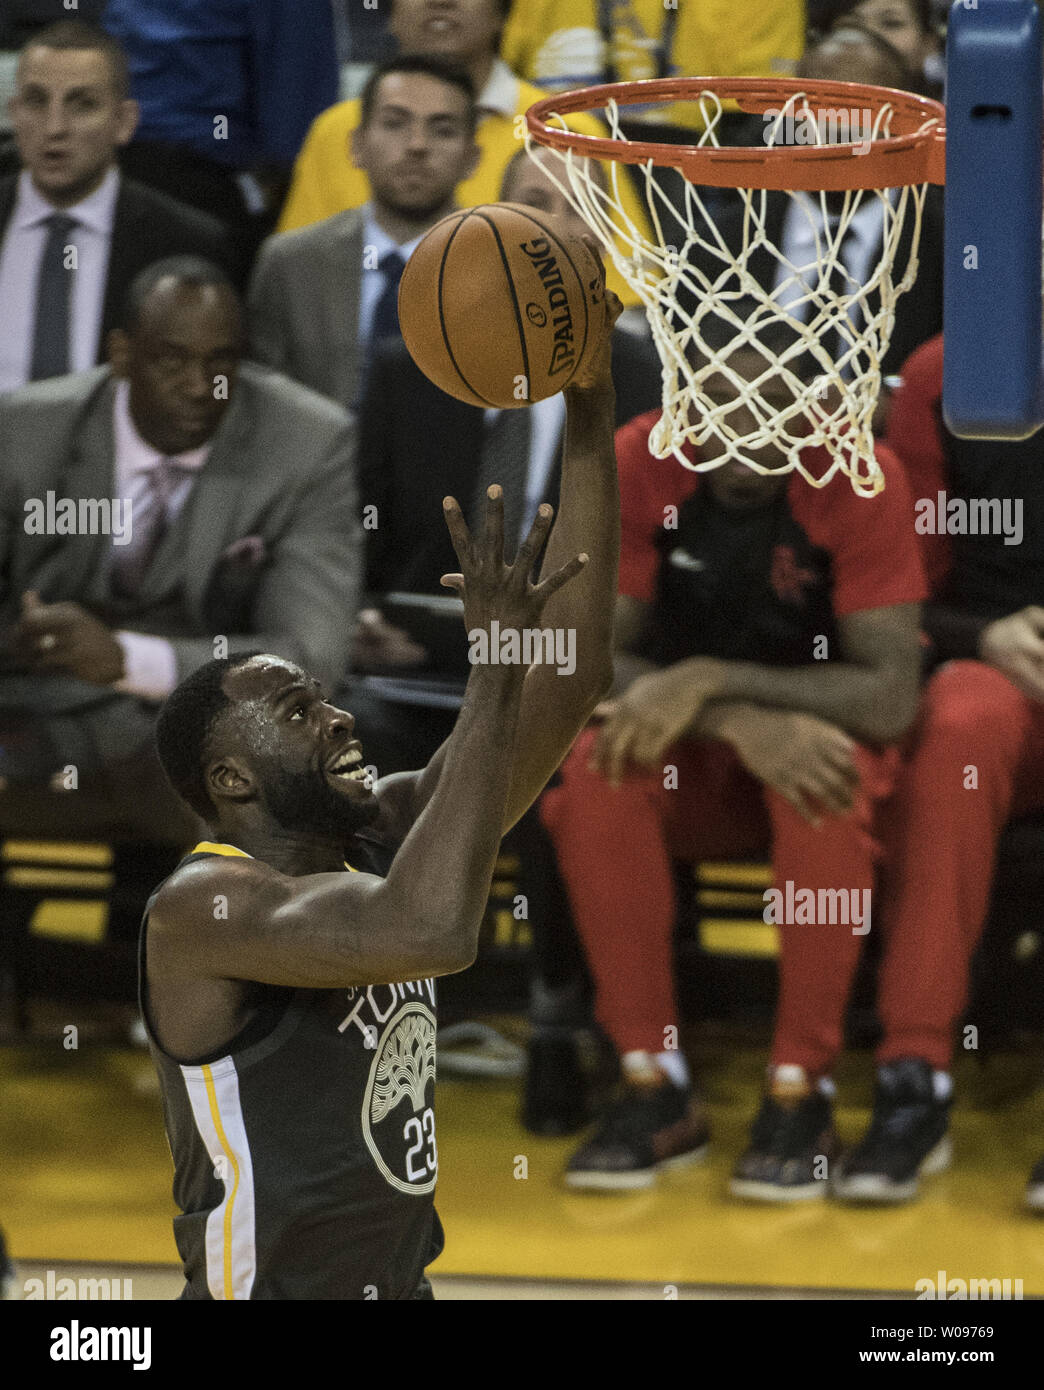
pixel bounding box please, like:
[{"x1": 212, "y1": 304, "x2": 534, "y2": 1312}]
[{"x1": 110, "y1": 459, "x2": 190, "y2": 599}]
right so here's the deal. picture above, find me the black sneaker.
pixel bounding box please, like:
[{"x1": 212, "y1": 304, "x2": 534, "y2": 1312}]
[
  {"x1": 832, "y1": 1057, "x2": 952, "y2": 1204},
  {"x1": 522, "y1": 1029, "x2": 588, "y2": 1136},
  {"x1": 730, "y1": 1066, "x2": 839, "y2": 1202},
  {"x1": 564, "y1": 1061, "x2": 710, "y2": 1191},
  {"x1": 1025, "y1": 1156, "x2": 1044, "y2": 1214}
]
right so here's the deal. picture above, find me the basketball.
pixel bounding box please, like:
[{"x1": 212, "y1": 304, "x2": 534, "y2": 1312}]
[{"x1": 397, "y1": 202, "x2": 604, "y2": 408}]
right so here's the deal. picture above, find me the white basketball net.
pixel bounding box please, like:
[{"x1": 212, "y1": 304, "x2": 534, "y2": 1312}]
[{"x1": 528, "y1": 89, "x2": 940, "y2": 496}]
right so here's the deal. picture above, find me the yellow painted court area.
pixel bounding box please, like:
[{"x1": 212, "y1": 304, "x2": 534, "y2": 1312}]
[{"x1": 3, "y1": 1039, "x2": 1042, "y2": 1295}]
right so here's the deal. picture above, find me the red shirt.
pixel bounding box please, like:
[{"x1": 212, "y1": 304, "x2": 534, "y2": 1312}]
[
  {"x1": 883, "y1": 333, "x2": 951, "y2": 595},
  {"x1": 616, "y1": 411, "x2": 927, "y2": 664}
]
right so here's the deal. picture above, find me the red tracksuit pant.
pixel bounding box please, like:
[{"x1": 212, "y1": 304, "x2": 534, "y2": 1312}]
[
  {"x1": 540, "y1": 661, "x2": 1044, "y2": 1077},
  {"x1": 874, "y1": 660, "x2": 1044, "y2": 1067}
]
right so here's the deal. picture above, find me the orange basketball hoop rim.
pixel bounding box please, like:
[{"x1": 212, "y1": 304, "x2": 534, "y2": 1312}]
[{"x1": 526, "y1": 77, "x2": 946, "y2": 191}]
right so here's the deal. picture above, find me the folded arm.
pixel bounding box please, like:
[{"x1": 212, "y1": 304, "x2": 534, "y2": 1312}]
[
  {"x1": 691, "y1": 602, "x2": 925, "y2": 746},
  {"x1": 593, "y1": 595, "x2": 923, "y2": 786}
]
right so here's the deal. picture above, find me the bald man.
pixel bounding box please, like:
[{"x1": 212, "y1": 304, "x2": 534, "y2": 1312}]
[{"x1": 0, "y1": 255, "x2": 360, "y2": 845}]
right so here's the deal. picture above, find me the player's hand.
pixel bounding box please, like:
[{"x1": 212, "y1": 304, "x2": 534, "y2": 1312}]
[
  {"x1": 723, "y1": 706, "x2": 859, "y2": 826},
  {"x1": 13, "y1": 591, "x2": 125, "y2": 685},
  {"x1": 566, "y1": 235, "x2": 622, "y2": 395},
  {"x1": 438, "y1": 486, "x2": 587, "y2": 656},
  {"x1": 351, "y1": 608, "x2": 427, "y2": 672},
  {"x1": 978, "y1": 606, "x2": 1044, "y2": 701},
  {"x1": 590, "y1": 659, "x2": 725, "y2": 786}
]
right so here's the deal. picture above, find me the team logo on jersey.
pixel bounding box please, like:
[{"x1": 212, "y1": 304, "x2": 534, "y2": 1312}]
[
  {"x1": 769, "y1": 544, "x2": 820, "y2": 605},
  {"x1": 362, "y1": 1002, "x2": 438, "y2": 1195}
]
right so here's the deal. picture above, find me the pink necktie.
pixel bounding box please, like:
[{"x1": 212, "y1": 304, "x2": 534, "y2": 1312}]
[{"x1": 110, "y1": 459, "x2": 189, "y2": 599}]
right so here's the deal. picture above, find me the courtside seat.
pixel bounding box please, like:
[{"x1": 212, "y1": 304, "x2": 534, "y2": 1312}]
[
  {"x1": 0, "y1": 830, "x2": 526, "y2": 1033},
  {"x1": 675, "y1": 814, "x2": 1044, "y2": 1040},
  {"x1": 0, "y1": 837, "x2": 184, "y2": 1033},
  {"x1": 7, "y1": 811, "x2": 1044, "y2": 1045}
]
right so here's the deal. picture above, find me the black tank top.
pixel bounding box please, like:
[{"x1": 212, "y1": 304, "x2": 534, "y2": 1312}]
[
  {"x1": 138, "y1": 840, "x2": 443, "y2": 1300},
  {"x1": 642, "y1": 486, "x2": 837, "y2": 666}
]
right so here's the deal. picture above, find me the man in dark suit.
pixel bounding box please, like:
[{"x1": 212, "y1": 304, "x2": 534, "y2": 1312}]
[
  {"x1": 353, "y1": 143, "x2": 662, "y2": 713},
  {"x1": 0, "y1": 257, "x2": 361, "y2": 844},
  {"x1": 248, "y1": 54, "x2": 481, "y2": 413},
  {"x1": 687, "y1": 22, "x2": 943, "y2": 392},
  {"x1": 0, "y1": 19, "x2": 233, "y2": 395}
]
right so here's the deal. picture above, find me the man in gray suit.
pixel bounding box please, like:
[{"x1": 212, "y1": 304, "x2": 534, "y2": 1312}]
[
  {"x1": 0, "y1": 256, "x2": 360, "y2": 842},
  {"x1": 246, "y1": 54, "x2": 479, "y2": 411}
]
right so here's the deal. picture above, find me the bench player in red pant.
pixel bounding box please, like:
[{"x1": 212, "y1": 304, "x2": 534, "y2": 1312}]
[
  {"x1": 879, "y1": 333, "x2": 1044, "y2": 1212},
  {"x1": 540, "y1": 343, "x2": 927, "y2": 1192}
]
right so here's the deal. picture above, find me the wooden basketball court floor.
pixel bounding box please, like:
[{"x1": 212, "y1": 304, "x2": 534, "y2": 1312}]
[{"x1": 3, "y1": 1028, "x2": 1043, "y2": 1299}]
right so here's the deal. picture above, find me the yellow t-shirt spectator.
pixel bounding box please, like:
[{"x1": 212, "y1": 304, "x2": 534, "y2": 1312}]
[
  {"x1": 277, "y1": 58, "x2": 655, "y2": 309},
  {"x1": 501, "y1": 0, "x2": 805, "y2": 128}
]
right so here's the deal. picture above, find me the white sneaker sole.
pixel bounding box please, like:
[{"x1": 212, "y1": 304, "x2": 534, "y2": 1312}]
[
  {"x1": 832, "y1": 1133, "x2": 952, "y2": 1204},
  {"x1": 1025, "y1": 1181, "x2": 1044, "y2": 1214},
  {"x1": 564, "y1": 1143, "x2": 709, "y2": 1192},
  {"x1": 728, "y1": 1174, "x2": 830, "y2": 1203}
]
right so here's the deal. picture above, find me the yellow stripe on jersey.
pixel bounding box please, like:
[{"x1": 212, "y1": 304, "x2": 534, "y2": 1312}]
[
  {"x1": 181, "y1": 1059, "x2": 257, "y2": 1299},
  {"x1": 192, "y1": 840, "x2": 359, "y2": 871},
  {"x1": 201, "y1": 1063, "x2": 241, "y2": 1300}
]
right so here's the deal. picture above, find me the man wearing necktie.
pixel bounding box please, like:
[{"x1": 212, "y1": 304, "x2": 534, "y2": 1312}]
[
  {"x1": 0, "y1": 19, "x2": 234, "y2": 396},
  {"x1": 350, "y1": 144, "x2": 661, "y2": 711},
  {"x1": 0, "y1": 256, "x2": 361, "y2": 844},
  {"x1": 248, "y1": 55, "x2": 481, "y2": 412}
]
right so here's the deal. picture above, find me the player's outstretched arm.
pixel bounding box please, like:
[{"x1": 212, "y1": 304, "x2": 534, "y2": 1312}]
[
  {"x1": 148, "y1": 494, "x2": 587, "y2": 989},
  {"x1": 396, "y1": 279, "x2": 621, "y2": 837},
  {"x1": 498, "y1": 295, "x2": 622, "y2": 827}
]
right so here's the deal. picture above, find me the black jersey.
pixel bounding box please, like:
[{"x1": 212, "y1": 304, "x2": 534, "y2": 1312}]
[
  {"x1": 138, "y1": 840, "x2": 443, "y2": 1300},
  {"x1": 642, "y1": 484, "x2": 838, "y2": 667},
  {"x1": 616, "y1": 411, "x2": 927, "y2": 665}
]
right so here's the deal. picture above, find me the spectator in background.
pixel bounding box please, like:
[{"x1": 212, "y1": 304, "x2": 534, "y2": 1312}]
[
  {"x1": 348, "y1": 143, "x2": 661, "y2": 775},
  {"x1": 278, "y1": 0, "x2": 654, "y2": 315},
  {"x1": 872, "y1": 333, "x2": 1044, "y2": 1211},
  {"x1": 0, "y1": 257, "x2": 361, "y2": 846},
  {"x1": 0, "y1": 20, "x2": 231, "y2": 394},
  {"x1": 101, "y1": 0, "x2": 340, "y2": 268},
  {"x1": 248, "y1": 56, "x2": 480, "y2": 413},
  {"x1": 817, "y1": 0, "x2": 943, "y2": 97},
  {"x1": 500, "y1": 0, "x2": 804, "y2": 129},
  {"x1": 538, "y1": 328, "x2": 926, "y2": 1193},
  {"x1": 686, "y1": 24, "x2": 943, "y2": 395}
]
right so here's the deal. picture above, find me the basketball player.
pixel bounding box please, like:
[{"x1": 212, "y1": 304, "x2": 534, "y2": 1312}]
[{"x1": 140, "y1": 276, "x2": 622, "y2": 1299}]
